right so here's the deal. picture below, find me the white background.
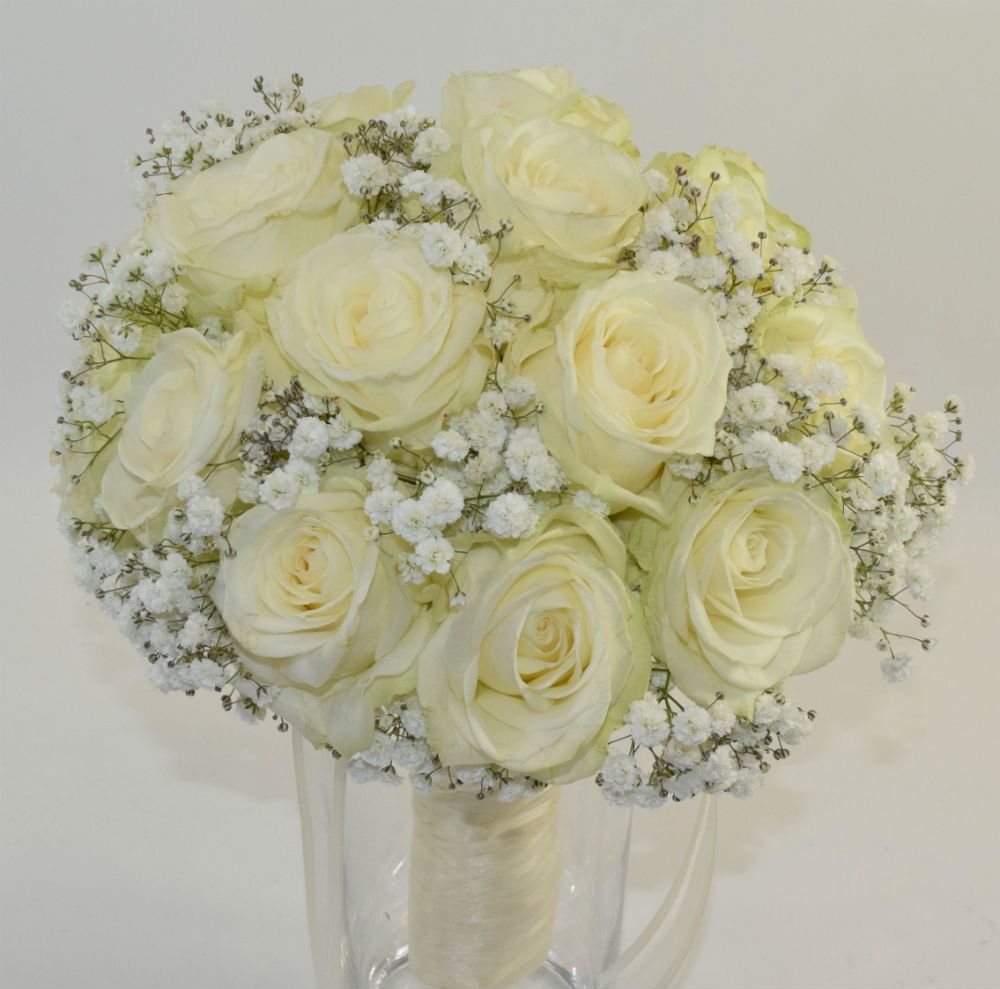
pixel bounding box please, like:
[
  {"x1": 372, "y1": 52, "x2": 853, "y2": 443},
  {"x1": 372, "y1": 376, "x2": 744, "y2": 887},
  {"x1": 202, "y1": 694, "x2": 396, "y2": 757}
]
[{"x1": 2, "y1": 1, "x2": 998, "y2": 986}]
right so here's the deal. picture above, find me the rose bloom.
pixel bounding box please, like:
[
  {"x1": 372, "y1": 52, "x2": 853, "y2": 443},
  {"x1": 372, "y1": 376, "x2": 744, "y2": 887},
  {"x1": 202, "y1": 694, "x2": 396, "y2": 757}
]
[
  {"x1": 418, "y1": 507, "x2": 651, "y2": 782},
  {"x1": 266, "y1": 226, "x2": 491, "y2": 441},
  {"x1": 54, "y1": 333, "x2": 144, "y2": 524},
  {"x1": 144, "y1": 127, "x2": 356, "y2": 312},
  {"x1": 442, "y1": 65, "x2": 637, "y2": 156},
  {"x1": 99, "y1": 328, "x2": 262, "y2": 531},
  {"x1": 211, "y1": 474, "x2": 431, "y2": 755},
  {"x1": 513, "y1": 270, "x2": 731, "y2": 514},
  {"x1": 757, "y1": 292, "x2": 886, "y2": 411},
  {"x1": 647, "y1": 145, "x2": 811, "y2": 256},
  {"x1": 635, "y1": 470, "x2": 854, "y2": 717},
  {"x1": 457, "y1": 105, "x2": 647, "y2": 279},
  {"x1": 310, "y1": 80, "x2": 414, "y2": 133},
  {"x1": 758, "y1": 291, "x2": 886, "y2": 467}
]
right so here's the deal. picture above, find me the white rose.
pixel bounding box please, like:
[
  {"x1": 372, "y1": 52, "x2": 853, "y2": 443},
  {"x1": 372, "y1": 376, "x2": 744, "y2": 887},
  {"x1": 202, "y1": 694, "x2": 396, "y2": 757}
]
[
  {"x1": 648, "y1": 146, "x2": 811, "y2": 255},
  {"x1": 54, "y1": 329, "x2": 144, "y2": 524},
  {"x1": 514, "y1": 271, "x2": 731, "y2": 514},
  {"x1": 211, "y1": 474, "x2": 431, "y2": 755},
  {"x1": 145, "y1": 128, "x2": 355, "y2": 306},
  {"x1": 266, "y1": 226, "x2": 491, "y2": 441},
  {"x1": 442, "y1": 65, "x2": 636, "y2": 155},
  {"x1": 418, "y1": 507, "x2": 651, "y2": 782},
  {"x1": 757, "y1": 294, "x2": 886, "y2": 411},
  {"x1": 311, "y1": 80, "x2": 414, "y2": 133},
  {"x1": 459, "y1": 113, "x2": 646, "y2": 277},
  {"x1": 635, "y1": 471, "x2": 854, "y2": 716},
  {"x1": 442, "y1": 66, "x2": 577, "y2": 136},
  {"x1": 758, "y1": 293, "x2": 886, "y2": 466},
  {"x1": 99, "y1": 328, "x2": 262, "y2": 530}
]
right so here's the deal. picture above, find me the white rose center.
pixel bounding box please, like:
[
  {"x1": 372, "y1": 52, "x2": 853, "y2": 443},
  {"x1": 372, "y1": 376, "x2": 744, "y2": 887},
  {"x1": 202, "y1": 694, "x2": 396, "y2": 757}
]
[
  {"x1": 261, "y1": 519, "x2": 354, "y2": 628},
  {"x1": 321, "y1": 262, "x2": 424, "y2": 363},
  {"x1": 479, "y1": 570, "x2": 594, "y2": 711},
  {"x1": 577, "y1": 303, "x2": 697, "y2": 434},
  {"x1": 502, "y1": 121, "x2": 633, "y2": 215},
  {"x1": 518, "y1": 606, "x2": 589, "y2": 689}
]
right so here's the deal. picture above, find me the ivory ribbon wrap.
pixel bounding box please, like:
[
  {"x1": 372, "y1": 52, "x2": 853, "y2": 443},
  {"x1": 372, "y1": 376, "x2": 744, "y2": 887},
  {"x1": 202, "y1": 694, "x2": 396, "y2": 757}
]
[{"x1": 408, "y1": 784, "x2": 562, "y2": 989}]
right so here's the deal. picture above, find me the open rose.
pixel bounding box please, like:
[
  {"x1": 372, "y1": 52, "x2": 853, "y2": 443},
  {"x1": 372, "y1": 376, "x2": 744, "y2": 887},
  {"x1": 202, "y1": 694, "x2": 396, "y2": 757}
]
[
  {"x1": 211, "y1": 474, "x2": 431, "y2": 755},
  {"x1": 99, "y1": 328, "x2": 262, "y2": 530},
  {"x1": 311, "y1": 81, "x2": 414, "y2": 134},
  {"x1": 647, "y1": 145, "x2": 811, "y2": 256},
  {"x1": 458, "y1": 113, "x2": 646, "y2": 279},
  {"x1": 757, "y1": 294, "x2": 886, "y2": 416},
  {"x1": 418, "y1": 508, "x2": 651, "y2": 782},
  {"x1": 513, "y1": 270, "x2": 731, "y2": 514},
  {"x1": 145, "y1": 128, "x2": 355, "y2": 310},
  {"x1": 266, "y1": 226, "x2": 490, "y2": 442},
  {"x1": 635, "y1": 471, "x2": 854, "y2": 716},
  {"x1": 442, "y1": 65, "x2": 636, "y2": 155}
]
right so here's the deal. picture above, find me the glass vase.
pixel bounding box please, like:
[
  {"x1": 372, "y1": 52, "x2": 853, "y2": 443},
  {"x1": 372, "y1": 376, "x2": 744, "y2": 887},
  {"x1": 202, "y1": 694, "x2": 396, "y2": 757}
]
[{"x1": 293, "y1": 730, "x2": 716, "y2": 989}]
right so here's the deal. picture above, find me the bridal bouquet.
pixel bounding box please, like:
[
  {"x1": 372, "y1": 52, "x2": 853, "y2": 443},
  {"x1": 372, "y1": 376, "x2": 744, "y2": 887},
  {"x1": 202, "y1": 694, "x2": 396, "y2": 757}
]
[{"x1": 53, "y1": 67, "x2": 971, "y2": 808}]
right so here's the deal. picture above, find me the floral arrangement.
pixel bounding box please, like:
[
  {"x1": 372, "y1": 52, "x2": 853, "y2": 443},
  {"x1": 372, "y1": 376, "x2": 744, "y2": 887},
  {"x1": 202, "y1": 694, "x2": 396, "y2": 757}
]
[{"x1": 53, "y1": 67, "x2": 971, "y2": 808}]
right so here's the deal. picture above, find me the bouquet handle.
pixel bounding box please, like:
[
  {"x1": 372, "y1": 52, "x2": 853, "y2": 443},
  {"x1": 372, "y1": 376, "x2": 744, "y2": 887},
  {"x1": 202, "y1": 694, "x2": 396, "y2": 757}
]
[
  {"x1": 599, "y1": 794, "x2": 717, "y2": 989},
  {"x1": 293, "y1": 727, "x2": 716, "y2": 989}
]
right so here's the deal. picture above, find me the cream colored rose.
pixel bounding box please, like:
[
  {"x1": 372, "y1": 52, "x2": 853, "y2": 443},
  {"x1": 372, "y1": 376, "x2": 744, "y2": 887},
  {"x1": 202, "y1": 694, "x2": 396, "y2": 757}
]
[
  {"x1": 442, "y1": 66, "x2": 576, "y2": 137},
  {"x1": 637, "y1": 471, "x2": 854, "y2": 716},
  {"x1": 648, "y1": 146, "x2": 810, "y2": 255},
  {"x1": 757, "y1": 295, "x2": 886, "y2": 412},
  {"x1": 418, "y1": 508, "x2": 651, "y2": 782},
  {"x1": 54, "y1": 333, "x2": 144, "y2": 525},
  {"x1": 99, "y1": 328, "x2": 262, "y2": 530},
  {"x1": 442, "y1": 65, "x2": 636, "y2": 155},
  {"x1": 211, "y1": 475, "x2": 431, "y2": 755},
  {"x1": 552, "y1": 88, "x2": 636, "y2": 157},
  {"x1": 311, "y1": 80, "x2": 414, "y2": 133},
  {"x1": 144, "y1": 128, "x2": 355, "y2": 305},
  {"x1": 267, "y1": 226, "x2": 491, "y2": 440},
  {"x1": 513, "y1": 271, "x2": 731, "y2": 514},
  {"x1": 459, "y1": 113, "x2": 646, "y2": 277}
]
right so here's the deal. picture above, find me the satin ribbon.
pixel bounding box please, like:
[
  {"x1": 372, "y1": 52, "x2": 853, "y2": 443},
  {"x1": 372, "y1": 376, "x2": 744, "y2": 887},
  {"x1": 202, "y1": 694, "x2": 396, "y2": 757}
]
[{"x1": 408, "y1": 784, "x2": 561, "y2": 988}]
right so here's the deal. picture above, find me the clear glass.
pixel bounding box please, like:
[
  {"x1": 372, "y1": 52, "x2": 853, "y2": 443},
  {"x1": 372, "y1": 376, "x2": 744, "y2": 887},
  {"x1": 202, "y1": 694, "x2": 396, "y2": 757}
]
[{"x1": 293, "y1": 730, "x2": 716, "y2": 989}]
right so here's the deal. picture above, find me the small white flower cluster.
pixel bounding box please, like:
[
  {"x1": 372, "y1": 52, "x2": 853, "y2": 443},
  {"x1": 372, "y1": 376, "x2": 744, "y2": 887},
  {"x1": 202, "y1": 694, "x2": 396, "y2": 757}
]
[
  {"x1": 599, "y1": 687, "x2": 814, "y2": 807},
  {"x1": 65, "y1": 524, "x2": 216, "y2": 687},
  {"x1": 365, "y1": 467, "x2": 465, "y2": 582},
  {"x1": 347, "y1": 698, "x2": 437, "y2": 785},
  {"x1": 418, "y1": 222, "x2": 492, "y2": 284},
  {"x1": 340, "y1": 153, "x2": 394, "y2": 198},
  {"x1": 63, "y1": 515, "x2": 282, "y2": 727},
  {"x1": 163, "y1": 475, "x2": 227, "y2": 553},
  {"x1": 666, "y1": 346, "x2": 851, "y2": 488},
  {"x1": 132, "y1": 74, "x2": 316, "y2": 206},
  {"x1": 842, "y1": 391, "x2": 970, "y2": 674},
  {"x1": 338, "y1": 108, "x2": 496, "y2": 287},
  {"x1": 636, "y1": 187, "x2": 768, "y2": 291},
  {"x1": 362, "y1": 381, "x2": 569, "y2": 584},
  {"x1": 60, "y1": 238, "x2": 186, "y2": 344},
  {"x1": 634, "y1": 167, "x2": 840, "y2": 350},
  {"x1": 348, "y1": 698, "x2": 543, "y2": 801},
  {"x1": 238, "y1": 379, "x2": 364, "y2": 510},
  {"x1": 53, "y1": 239, "x2": 191, "y2": 480}
]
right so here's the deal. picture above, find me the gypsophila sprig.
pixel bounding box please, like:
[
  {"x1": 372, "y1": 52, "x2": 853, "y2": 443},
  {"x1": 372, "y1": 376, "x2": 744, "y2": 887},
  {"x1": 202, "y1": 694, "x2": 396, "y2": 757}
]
[
  {"x1": 52, "y1": 238, "x2": 195, "y2": 485},
  {"x1": 132, "y1": 73, "x2": 315, "y2": 204},
  {"x1": 337, "y1": 106, "x2": 510, "y2": 288},
  {"x1": 237, "y1": 377, "x2": 365, "y2": 508},
  {"x1": 61, "y1": 511, "x2": 284, "y2": 728},
  {"x1": 599, "y1": 675, "x2": 815, "y2": 805}
]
